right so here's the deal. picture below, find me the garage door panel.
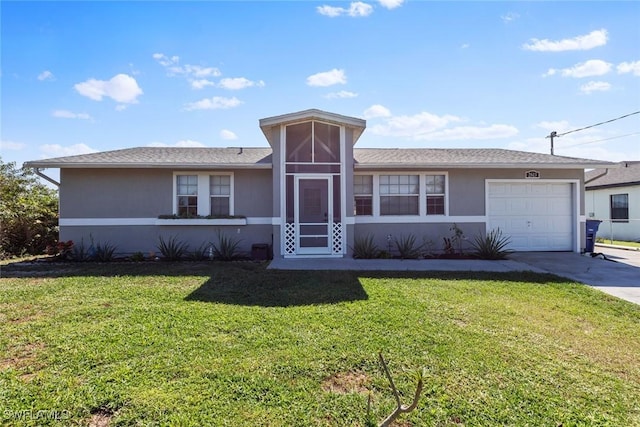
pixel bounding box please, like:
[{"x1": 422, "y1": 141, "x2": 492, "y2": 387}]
[{"x1": 488, "y1": 182, "x2": 574, "y2": 252}]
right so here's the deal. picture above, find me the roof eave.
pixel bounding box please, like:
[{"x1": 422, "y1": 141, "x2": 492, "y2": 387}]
[
  {"x1": 354, "y1": 162, "x2": 616, "y2": 169},
  {"x1": 23, "y1": 162, "x2": 273, "y2": 170}
]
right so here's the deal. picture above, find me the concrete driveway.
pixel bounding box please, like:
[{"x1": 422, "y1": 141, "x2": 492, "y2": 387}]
[{"x1": 510, "y1": 249, "x2": 640, "y2": 305}]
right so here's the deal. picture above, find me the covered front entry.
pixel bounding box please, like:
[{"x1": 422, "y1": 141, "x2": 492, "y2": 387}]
[{"x1": 295, "y1": 176, "x2": 332, "y2": 255}]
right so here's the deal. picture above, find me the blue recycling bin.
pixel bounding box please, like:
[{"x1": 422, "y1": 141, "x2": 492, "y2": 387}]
[{"x1": 585, "y1": 219, "x2": 602, "y2": 253}]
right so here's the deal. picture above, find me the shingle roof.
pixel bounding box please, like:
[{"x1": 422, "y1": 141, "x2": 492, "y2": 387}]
[
  {"x1": 585, "y1": 161, "x2": 640, "y2": 189},
  {"x1": 353, "y1": 148, "x2": 612, "y2": 168},
  {"x1": 24, "y1": 147, "x2": 273, "y2": 169},
  {"x1": 24, "y1": 146, "x2": 614, "y2": 169}
]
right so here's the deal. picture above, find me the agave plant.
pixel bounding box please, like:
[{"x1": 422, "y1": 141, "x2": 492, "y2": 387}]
[
  {"x1": 94, "y1": 241, "x2": 117, "y2": 262},
  {"x1": 157, "y1": 235, "x2": 189, "y2": 261},
  {"x1": 352, "y1": 233, "x2": 379, "y2": 259},
  {"x1": 471, "y1": 228, "x2": 513, "y2": 260},
  {"x1": 211, "y1": 231, "x2": 242, "y2": 261},
  {"x1": 395, "y1": 234, "x2": 423, "y2": 259}
]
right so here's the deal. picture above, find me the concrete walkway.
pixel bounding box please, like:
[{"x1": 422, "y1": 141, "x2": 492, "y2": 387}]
[{"x1": 268, "y1": 251, "x2": 640, "y2": 305}]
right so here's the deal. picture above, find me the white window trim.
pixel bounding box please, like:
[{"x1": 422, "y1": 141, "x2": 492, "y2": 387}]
[
  {"x1": 354, "y1": 172, "x2": 449, "y2": 218},
  {"x1": 173, "y1": 171, "x2": 235, "y2": 216},
  {"x1": 423, "y1": 172, "x2": 449, "y2": 216}
]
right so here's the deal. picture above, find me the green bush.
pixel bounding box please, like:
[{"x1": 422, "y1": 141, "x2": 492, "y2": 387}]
[
  {"x1": 0, "y1": 158, "x2": 58, "y2": 258},
  {"x1": 157, "y1": 235, "x2": 189, "y2": 261},
  {"x1": 395, "y1": 234, "x2": 423, "y2": 259},
  {"x1": 130, "y1": 251, "x2": 145, "y2": 262},
  {"x1": 94, "y1": 241, "x2": 117, "y2": 262},
  {"x1": 188, "y1": 243, "x2": 211, "y2": 261},
  {"x1": 352, "y1": 234, "x2": 380, "y2": 259},
  {"x1": 471, "y1": 228, "x2": 513, "y2": 260},
  {"x1": 211, "y1": 232, "x2": 241, "y2": 261}
]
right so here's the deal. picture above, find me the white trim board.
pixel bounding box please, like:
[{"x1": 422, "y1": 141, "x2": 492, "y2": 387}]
[{"x1": 60, "y1": 217, "x2": 276, "y2": 226}]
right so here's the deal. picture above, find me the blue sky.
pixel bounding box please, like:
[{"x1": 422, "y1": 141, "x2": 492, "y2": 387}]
[{"x1": 2, "y1": 1, "x2": 639, "y2": 176}]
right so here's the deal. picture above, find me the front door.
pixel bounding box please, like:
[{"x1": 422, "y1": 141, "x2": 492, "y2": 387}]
[{"x1": 295, "y1": 176, "x2": 332, "y2": 254}]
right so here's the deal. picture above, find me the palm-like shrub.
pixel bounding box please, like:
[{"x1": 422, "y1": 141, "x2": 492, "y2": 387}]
[
  {"x1": 395, "y1": 234, "x2": 423, "y2": 259},
  {"x1": 157, "y1": 235, "x2": 189, "y2": 261},
  {"x1": 352, "y1": 234, "x2": 379, "y2": 259},
  {"x1": 212, "y1": 232, "x2": 241, "y2": 261},
  {"x1": 471, "y1": 228, "x2": 513, "y2": 260}
]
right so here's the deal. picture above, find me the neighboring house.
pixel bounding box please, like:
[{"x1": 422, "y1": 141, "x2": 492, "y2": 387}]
[
  {"x1": 585, "y1": 161, "x2": 640, "y2": 242},
  {"x1": 25, "y1": 109, "x2": 615, "y2": 258}
]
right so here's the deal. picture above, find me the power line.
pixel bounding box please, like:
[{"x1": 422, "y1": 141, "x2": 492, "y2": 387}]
[
  {"x1": 557, "y1": 110, "x2": 640, "y2": 137},
  {"x1": 560, "y1": 131, "x2": 640, "y2": 149},
  {"x1": 546, "y1": 110, "x2": 640, "y2": 155}
]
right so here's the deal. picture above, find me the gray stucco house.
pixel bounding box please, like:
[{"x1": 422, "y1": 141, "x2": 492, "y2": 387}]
[{"x1": 25, "y1": 109, "x2": 615, "y2": 258}]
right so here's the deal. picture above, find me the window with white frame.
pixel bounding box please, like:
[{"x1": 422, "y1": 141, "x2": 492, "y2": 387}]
[
  {"x1": 210, "y1": 175, "x2": 231, "y2": 216},
  {"x1": 425, "y1": 174, "x2": 446, "y2": 215},
  {"x1": 379, "y1": 175, "x2": 419, "y2": 215},
  {"x1": 354, "y1": 175, "x2": 373, "y2": 215},
  {"x1": 176, "y1": 175, "x2": 198, "y2": 217},
  {"x1": 174, "y1": 172, "x2": 234, "y2": 217}
]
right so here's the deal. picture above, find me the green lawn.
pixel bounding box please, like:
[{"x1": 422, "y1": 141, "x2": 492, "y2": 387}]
[
  {"x1": 596, "y1": 239, "x2": 640, "y2": 249},
  {"x1": 1, "y1": 262, "x2": 639, "y2": 426}
]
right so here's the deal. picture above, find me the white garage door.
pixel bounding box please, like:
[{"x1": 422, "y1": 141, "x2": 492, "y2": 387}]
[{"x1": 487, "y1": 182, "x2": 574, "y2": 251}]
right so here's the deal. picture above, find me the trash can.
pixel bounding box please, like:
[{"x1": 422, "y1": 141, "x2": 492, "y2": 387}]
[
  {"x1": 251, "y1": 243, "x2": 271, "y2": 261},
  {"x1": 585, "y1": 220, "x2": 602, "y2": 253}
]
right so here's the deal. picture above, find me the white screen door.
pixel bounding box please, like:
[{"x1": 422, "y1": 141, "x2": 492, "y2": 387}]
[{"x1": 295, "y1": 176, "x2": 332, "y2": 254}]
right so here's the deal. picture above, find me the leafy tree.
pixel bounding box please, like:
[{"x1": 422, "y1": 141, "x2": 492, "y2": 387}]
[{"x1": 0, "y1": 158, "x2": 58, "y2": 258}]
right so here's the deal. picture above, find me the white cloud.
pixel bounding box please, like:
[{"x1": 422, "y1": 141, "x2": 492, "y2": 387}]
[
  {"x1": 535, "y1": 120, "x2": 572, "y2": 133},
  {"x1": 74, "y1": 74, "x2": 143, "y2": 103},
  {"x1": 522, "y1": 29, "x2": 608, "y2": 52},
  {"x1": 366, "y1": 109, "x2": 518, "y2": 141},
  {"x1": 378, "y1": 0, "x2": 403, "y2": 9},
  {"x1": 40, "y1": 143, "x2": 97, "y2": 157},
  {"x1": 317, "y1": 2, "x2": 373, "y2": 17},
  {"x1": 153, "y1": 53, "x2": 221, "y2": 79},
  {"x1": 191, "y1": 79, "x2": 216, "y2": 90},
  {"x1": 580, "y1": 81, "x2": 611, "y2": 94},
  {"x1": 460, "y1": 43, "x2": 470, "y2": 49},
  {"x1": 37, "y1": 70, "x2": 55, "y2": 81},
  {"x1": 218, "y1": 77, "x2": 265, "y2": 90},
  {"x1": 115, "y1": 104, "x2": 128, "y2": 111},
  {"x1": 220, "y1": 129, "x2": 238, "y2": 140},
  {"x1": 617, "y1": 61, "x2": 640, "y2": 76},
  {"x1": 0, "y1": 140, "x2": 26, "y2": 151},
  {"x1": 306, "y1": 69, "x2": 347, "y2": 87},
  {"x1": 544, "y1": 59, "x2": 612, "y2": 78},
  {"x1": 501, "y1": 12, "x2": 520, "y2": 23},
  {"x1": 363, "y1": 104, "x2": 392, "y2": 119},
  {"x1": 325, "y1": 90, "x2": 358, "y2": 99},
  {"x1": 148, "y1": 139, "x2": 206, "y2": 148},
  {"x1": 370, "y1": 112, "x2": 462, "y2": 138},
  {"x1": 184, "y1": 96, "x2": 243, "y2": 111},
  {"x1": 52, "y1": 110, "x2": 92, "y2": 120},
  {"x1": 416, "y1": 124, "x2": 519, "y2": 141}
]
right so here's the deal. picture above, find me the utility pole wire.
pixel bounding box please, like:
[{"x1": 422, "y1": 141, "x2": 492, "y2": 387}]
[
  {"x1": 561, "y1": 131, "x2": 640, "y2": 149},
  {"x1": 546, "y1": 110, "x2": 640, "y2": 155},
  {"x1": 557, "y1": 111, "x2": 640, "y2": 137}
]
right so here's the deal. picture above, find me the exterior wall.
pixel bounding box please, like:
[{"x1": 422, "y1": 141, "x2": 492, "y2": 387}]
[
  {"x1": 354, "y1": 222, "x2": 485, "y2": 257},
  {"x1": 59, "y1": 167, "x2": 274, "y2": 257},
  {"x1": 586, "y1": 185, "x2": 640, "y2": 242},
  {"x1": 351, "y1": 168, "x2": 586, "y2": 253},
  {"x1": 60, "y1": 168, "x2": 272, "y2": 218},
  {"x1": 60, "y1": 224, "x2": 273, "y2": 256},
  {"x1": 344, "y1": 129, "x2": 356, "y2": 258},
  {"x1": 60, "y1": 168, "x2": 173, "y2": 218}
]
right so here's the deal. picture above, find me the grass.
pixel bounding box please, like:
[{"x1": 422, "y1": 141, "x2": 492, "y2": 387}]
[
  {"x1": 596, "y1": 238, "x2": 640, "y2": 249},
  {"x1": 1, "y1": 261, "x2": 639, "y2": 426}
]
